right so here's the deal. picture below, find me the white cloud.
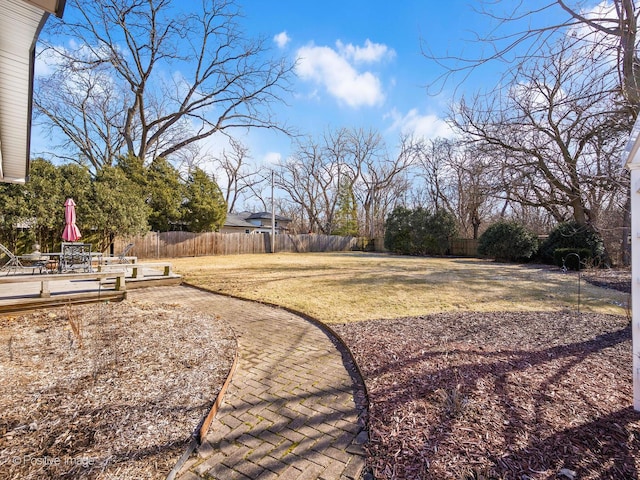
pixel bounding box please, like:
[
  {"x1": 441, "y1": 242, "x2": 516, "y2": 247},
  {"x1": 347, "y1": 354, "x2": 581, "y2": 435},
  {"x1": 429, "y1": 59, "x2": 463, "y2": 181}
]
[
  {"x1": 568, "y1": 1, "x2": 616, "y2": 37},
  {"x1": 35, "y1": 43, "x2": 118, "y2": 100},
  {"x1": 295, "y1": 40, "x2": 393, "y2": 108},
  {"x1": 336, "y1": 39, "x2": 395, "y2": 64},
  {"x1": 511, "y1": 81, "x2": 562, "y2": 111},
  {"x1": 263, "y1": 151, "x2": 282, "y2": 164},
  {"x1": 274, "y1": 31, "x2": 291, "y2": 49},
  {"x1": 387, "y1": 108, "x2": 454, "y2": 139},
  {"x1": 34, "y1": 48, "x2": 60, "y2": 77},
  {"x1": 566, "y1": 2, "x2": 619, "y2": 63}
]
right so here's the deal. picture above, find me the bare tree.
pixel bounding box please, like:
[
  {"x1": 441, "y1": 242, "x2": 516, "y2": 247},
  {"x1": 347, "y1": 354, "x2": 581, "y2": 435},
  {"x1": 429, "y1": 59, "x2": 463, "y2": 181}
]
[
  {"x1": 353, "y1": 132, "x2": 414, "y2": 238},
  {"x1": 426, "y1": 0, "x2": 640, "y2": 115},
  {"x1": 276, "y1": 136, "x2": 337, "y2": 234},
  {"x1": 35, "y1": 0, "x2": 292, "y2": 171},
  {"x1": 211, "y1": 138, "x2": 266, "y2": 212},
  {"x1": 410, "y1": 137, "x2": 498, "y2": 238},
  {"x1": 411, "y1": 137, "x2": 456, "y2": 211},
  {"x1": 452, "y1": 36, "x2": 629, "y2": 235},
  {"x1": 276, "y1": 127, "x2": 413, "y2": 237},
  {"x1": 450, "y1": 147, "x2": 496, "y2": 239}
]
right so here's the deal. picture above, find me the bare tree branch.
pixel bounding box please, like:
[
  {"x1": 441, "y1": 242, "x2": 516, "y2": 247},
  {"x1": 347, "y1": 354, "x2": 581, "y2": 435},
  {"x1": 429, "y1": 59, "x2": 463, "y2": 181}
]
[
  {"x1": 424, "y1": 0, "x2": 640, "y2": 114},
  {"x1": 34, "y1": 0, "x2": 293, "y2": 171},
  {"x1": 450, "y1": 35, "x2": 629, "y2": 232}
]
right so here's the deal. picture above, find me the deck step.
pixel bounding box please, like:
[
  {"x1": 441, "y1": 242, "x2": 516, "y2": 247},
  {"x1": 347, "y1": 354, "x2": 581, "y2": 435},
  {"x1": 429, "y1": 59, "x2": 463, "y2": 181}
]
[{"x1": 0, "y1": 291, "x2": 126, "y2": 315}]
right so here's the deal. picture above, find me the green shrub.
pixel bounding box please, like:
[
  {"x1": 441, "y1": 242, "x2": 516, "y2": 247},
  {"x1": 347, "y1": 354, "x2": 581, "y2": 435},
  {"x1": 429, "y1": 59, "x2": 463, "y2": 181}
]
[
  {"x1": 423, "y1": 209, "x2": 458, "y2": 256},
  {"x1": 384, "y1": 206, "x2": 414, "y2": 255},
  {"x1": 539, "y1": 222, "x2": 605, "y2": 265},
  {"x1": 384, "y1": 207, "x2": 458, "y2": 256},
  {"x1": 553, "y1": 248, "x2": 591, "y2": 270},
  {"x1": 477, "y1": 221, "x2": 538, "y2": 262}
]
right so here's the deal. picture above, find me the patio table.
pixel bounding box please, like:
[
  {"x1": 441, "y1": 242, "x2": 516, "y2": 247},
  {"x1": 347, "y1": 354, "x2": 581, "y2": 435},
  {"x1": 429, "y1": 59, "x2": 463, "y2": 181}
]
[{"x1": 40, "y1": 253, "x2": 61, "y2": 273}]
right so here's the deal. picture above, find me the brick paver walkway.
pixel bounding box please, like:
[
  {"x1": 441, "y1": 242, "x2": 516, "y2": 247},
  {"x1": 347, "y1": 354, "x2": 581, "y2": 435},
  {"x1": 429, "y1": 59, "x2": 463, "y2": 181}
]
[{"x1": 129, "y1": 285, "x2": 368, "y2": 480}]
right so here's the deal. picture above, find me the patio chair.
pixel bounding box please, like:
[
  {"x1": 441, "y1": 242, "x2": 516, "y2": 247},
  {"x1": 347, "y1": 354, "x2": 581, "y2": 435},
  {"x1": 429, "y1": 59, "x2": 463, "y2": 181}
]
[
  {"x1": 60, "y1": 242, "x2": 93, "y2": 273},
  {"x1": 0, "y1": 243, "x2": 46, "y2": 275},
  {"x1": 117, "y1": 243, "x2": 135, "y2": 262}
]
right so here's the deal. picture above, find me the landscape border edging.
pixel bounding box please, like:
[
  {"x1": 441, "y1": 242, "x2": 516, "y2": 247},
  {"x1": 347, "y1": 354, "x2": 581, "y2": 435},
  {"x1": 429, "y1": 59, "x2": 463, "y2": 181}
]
[{"x1": 166, "y1": 305, "x2": 240, "y2": 480}]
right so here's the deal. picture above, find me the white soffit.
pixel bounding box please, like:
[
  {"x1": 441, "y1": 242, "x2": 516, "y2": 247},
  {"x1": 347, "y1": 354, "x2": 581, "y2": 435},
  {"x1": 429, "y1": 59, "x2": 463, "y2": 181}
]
[
  {"x1": 23, "y1": 0, "x2": 64, "y2": 16},
  {"x1": 0, "y1": 0, "x2": 64, "y2": 184},
  {"x1": 623, "y1": 115, "x2": 640, "y2": 170}
]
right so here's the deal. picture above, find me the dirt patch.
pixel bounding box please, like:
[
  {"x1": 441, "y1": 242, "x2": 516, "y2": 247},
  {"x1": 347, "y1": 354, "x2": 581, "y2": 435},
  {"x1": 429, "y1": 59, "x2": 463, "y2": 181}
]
[
  {"x1": 0, "y1": 300, "x2": 236, "y2": 479},
  {"x1": 335, "y1": 310, "x2": 640, "y2": 479}
]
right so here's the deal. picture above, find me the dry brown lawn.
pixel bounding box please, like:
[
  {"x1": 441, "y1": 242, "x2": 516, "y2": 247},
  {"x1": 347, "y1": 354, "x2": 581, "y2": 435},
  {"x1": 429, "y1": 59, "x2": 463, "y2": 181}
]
[{"x1": 168, "y1": 252, "x2": 628, "y2": 323}]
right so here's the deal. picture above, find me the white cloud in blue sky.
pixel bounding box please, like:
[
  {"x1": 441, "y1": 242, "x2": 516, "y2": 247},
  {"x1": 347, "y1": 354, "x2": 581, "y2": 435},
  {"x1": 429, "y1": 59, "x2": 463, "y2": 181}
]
[
  {"x1": 273, "y1": 31, "x2": 290, "y2": 49},
  {"x1": 263, "y1": 151, "x2": 282, "y2": 164},
  {"x1": 386, "y1": 108, "x2": 454, "y2": 140},
  {"x1": 295, "y1": 40, "x2": 393, "y2": 108},
  {"x1": 336, "y1": 39, "x2": 395, "y2": 64},
  {"x1": 34, "y1": 0, "x2": 572, "y2": 170}
]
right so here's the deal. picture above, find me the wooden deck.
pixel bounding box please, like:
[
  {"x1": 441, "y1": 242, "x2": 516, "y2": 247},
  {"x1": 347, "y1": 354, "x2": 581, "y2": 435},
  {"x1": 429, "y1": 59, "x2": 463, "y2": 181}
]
[{"x1": 0, "y1": 266, "x2": 181, "y2": 314}]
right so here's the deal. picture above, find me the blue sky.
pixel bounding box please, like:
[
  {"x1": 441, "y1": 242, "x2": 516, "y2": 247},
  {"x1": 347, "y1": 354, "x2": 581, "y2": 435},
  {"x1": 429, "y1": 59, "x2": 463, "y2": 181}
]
[
  {"x1": 240, "y1": 0, "x2": 487, "y2": 164},
  {"x1": 33, "y1": 0, "x2": 572, "y2": 167},
  {"x1": 232, "y1": 0, "x2": 571, "y2": 166}
]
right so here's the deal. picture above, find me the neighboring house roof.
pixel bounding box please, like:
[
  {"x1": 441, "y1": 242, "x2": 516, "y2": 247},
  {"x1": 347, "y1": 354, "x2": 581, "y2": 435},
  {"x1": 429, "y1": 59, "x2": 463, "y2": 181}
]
[
  {"x1": 222, "y1": 212, "x2": 292, "y2": 230},
  {"x1": 224, "y1": 213, "x2": 256, "y2": 229},
  {"x1": 0, "y1": 0, "x2": 65, "y2": 184},
  {"x1": 246, "y1": 212, "x2": 292, "y2": 222}
]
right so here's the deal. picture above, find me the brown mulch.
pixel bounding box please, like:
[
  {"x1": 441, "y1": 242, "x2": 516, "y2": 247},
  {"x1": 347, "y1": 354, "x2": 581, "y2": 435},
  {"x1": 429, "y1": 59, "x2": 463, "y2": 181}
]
[
  {"x1": 581, "y1": 267, "x2": 631, "y2": 294},
  {"x1": 0, "y1": 301, "x2": 236, "y2": 480},
  {"x1": 335, "y1": 269, "x2": 639, "y2": 480}
]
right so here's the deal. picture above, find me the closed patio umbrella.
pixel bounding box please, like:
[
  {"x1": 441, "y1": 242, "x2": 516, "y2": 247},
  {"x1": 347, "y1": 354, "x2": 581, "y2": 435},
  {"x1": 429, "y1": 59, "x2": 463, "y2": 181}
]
[{"x1": 62, "y1": 198, "x2": 82, "y2": 242}]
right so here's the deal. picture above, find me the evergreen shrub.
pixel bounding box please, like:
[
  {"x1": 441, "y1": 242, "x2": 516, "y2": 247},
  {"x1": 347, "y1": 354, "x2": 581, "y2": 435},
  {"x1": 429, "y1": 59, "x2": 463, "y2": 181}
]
[
  {"x1": 477, "y1": 221, "x2": 538, "y2": 262},
  {"x1": 384, "y1": 207, "x2": 457, "y2": 256},
  {"x1": 539, "y1": 222, "x2": 605, "y2": 265},
  {"x1": 553, "y1": 248, "x2": 592, "y2": 270}
]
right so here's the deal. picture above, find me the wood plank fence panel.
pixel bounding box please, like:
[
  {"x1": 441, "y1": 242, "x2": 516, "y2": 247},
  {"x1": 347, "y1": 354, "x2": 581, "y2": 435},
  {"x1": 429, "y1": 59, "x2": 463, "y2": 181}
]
[
  {"x1": 113, "y1": 232, "x2": 359, "y2": 259},
  {"x1": 450, "y1": 238, "x2": 478, "y2": 257},
  {"x1": 112, "y1": 232, "x2": 478, "y2": 259}
]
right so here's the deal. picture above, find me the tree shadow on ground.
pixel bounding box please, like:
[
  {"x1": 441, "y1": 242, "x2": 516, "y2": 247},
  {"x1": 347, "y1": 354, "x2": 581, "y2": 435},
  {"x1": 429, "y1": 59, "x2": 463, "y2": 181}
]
[{"x1": 335, "y1": 312, "x2": 639, "y2": 479}]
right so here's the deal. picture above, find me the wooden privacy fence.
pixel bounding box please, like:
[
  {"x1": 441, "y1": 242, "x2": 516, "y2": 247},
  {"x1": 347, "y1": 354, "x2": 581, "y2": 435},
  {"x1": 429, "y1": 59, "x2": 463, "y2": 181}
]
[
  {"x1": 450, "y1": 238, "x2": 478, "y2": 257},
  {"x1": 112, "y1": 232, "x2": 479, "y2": 259},
  {"x1": 113, "y1": 232, "x2": 360, "y2": 259}
]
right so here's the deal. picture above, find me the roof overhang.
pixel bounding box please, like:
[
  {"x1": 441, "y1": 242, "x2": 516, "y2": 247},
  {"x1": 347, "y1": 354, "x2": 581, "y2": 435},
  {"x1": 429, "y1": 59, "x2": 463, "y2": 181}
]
[
  {"x1": 0, "y1": 0, "x2": 65, "y2": 184},
  {"x1": 22, "y1": 0, "x2": 66, "y2": 17}
]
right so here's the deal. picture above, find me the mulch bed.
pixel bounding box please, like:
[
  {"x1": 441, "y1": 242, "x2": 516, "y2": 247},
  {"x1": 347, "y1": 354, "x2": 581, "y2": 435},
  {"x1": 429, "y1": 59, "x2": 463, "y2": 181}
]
[
  {"x1": 582, "y1": 267, "x2": 631, "y2": 294},
  {"x1": 335, "y1": 269, "x2": 639, "y2": 480},
  {"x1": 0, "y1": 301, "x2": 236, "y2": 479}
]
